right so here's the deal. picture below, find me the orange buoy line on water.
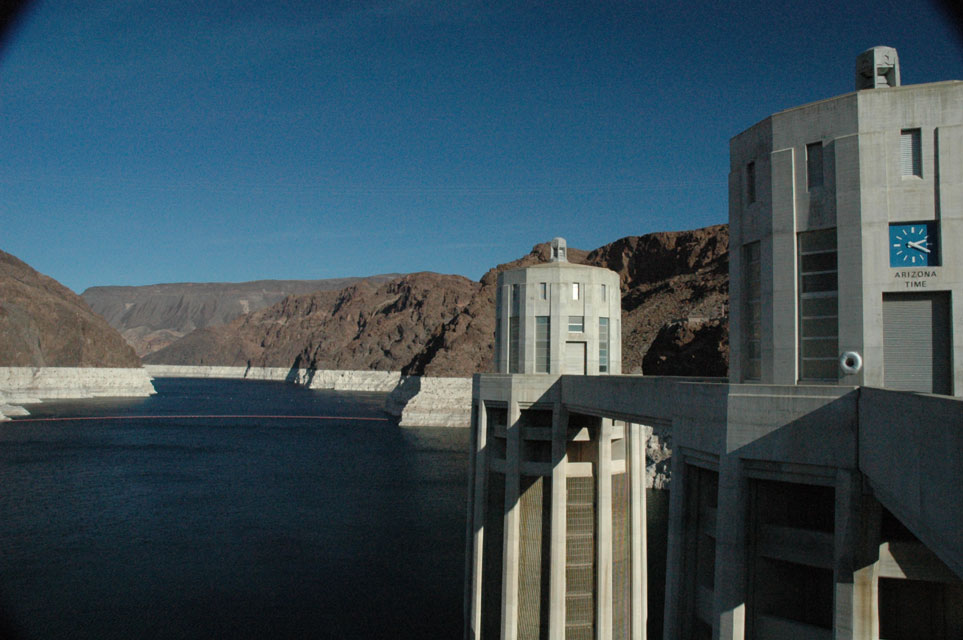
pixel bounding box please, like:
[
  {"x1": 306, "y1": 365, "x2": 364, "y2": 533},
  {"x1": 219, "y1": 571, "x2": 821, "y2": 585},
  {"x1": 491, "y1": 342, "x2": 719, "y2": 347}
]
[{"x1": 9, "y1": 414, "x2": 390, "y2": 423}]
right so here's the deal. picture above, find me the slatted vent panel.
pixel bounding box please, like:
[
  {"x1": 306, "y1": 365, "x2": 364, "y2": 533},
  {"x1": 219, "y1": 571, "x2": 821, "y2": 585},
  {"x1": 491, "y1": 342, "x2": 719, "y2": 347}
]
[
  {"x1": 883, "y1": 292, "x2": 951, "y2": 394},
  {"x1": 566, "y1": 476, "x2": 595, "y2": 638},
  {"x1": 518, "y1": 475, "x2": 552, "y2": 640},
  {"x1": 536, "y1": 316, "x2": 551, "y2": 373},
  {"x1": 900, "y1": 129, "x2": 922, "y2": 177},
  {"x1": 612, "y1": 472, "x2": 631, "y2": 640}
]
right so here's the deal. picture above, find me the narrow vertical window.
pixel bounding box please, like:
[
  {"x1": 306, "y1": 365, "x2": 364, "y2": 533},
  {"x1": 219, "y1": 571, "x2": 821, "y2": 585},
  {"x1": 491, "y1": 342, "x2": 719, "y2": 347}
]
[
  {"x1": 509, "y1": 284, "x2": 520, "y2": 373},
  {"x1": 743, "y1": 243, "x2": 761, "y2": 380},
  {"x1": 806, "y1": 142, "x2": 823, "y2": 190},
  {"x1": 539, "y1": 282, "x2": 547, "y2": 300},
  {"x1": 798, "y1": 229, "x2": 839, "y2": 381},
  {"x1": 535, "y1": 316, "x2": 550, "y2": 373},
  {"x1": 600, "y1": 283, "x2": 607, "y2": 301},
  {"x1": 900, "y1": 129, "x2": 921, "y2": 177},
  {"x1": 599, "y1": 317, "x2": 609, "y2": 373},
  {"x1": 746, "y1": 161, "x2": 756, "y2": 204},
  {"x1": 572, "y1": 283, "x2": 580, "y2": 300}
]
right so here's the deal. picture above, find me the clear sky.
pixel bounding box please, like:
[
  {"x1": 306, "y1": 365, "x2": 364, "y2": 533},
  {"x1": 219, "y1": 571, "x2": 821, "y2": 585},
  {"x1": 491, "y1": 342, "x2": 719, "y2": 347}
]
[{"x1": 1, "y1": 0, "x2": 961, "y2": 293}]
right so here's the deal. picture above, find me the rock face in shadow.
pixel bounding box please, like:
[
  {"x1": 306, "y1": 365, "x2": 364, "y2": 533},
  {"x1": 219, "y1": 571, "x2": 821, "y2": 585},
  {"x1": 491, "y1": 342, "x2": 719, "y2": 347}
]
[
  {"x1": 0, "y1": 250, "x2": 141, "y2": 367},
  {"x1": 641, "y1": 317, "x2": 729, "y2": 377},
  {"x1": 146, "y1": 224, "x2": 730, "y2": 377},
  {"x1": 82, "y1": 275, "x2": 401, "y2": 356},
  {"x1": 586, "y1": 224, "x2": 729, "y2": 373}
]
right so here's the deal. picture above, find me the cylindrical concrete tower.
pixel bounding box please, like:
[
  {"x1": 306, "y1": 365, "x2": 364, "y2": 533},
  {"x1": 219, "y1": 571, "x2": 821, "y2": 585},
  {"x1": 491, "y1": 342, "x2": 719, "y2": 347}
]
[
  {"x1": 493, "y1": 238, "x2": 622, "y2": 376},
  {"x1": 466, "y1": 240, "x2": 645, "y2": 640}
]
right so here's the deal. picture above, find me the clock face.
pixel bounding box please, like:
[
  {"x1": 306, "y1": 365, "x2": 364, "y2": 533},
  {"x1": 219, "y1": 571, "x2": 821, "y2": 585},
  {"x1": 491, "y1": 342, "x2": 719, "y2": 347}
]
[{"x1": 889, "y1": 223, "x2": 939, "y2": 267}]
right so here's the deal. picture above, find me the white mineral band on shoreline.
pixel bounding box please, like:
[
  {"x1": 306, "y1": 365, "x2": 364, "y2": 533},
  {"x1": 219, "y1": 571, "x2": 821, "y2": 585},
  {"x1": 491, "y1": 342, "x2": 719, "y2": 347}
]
[
  {"x1": 143, "y1": 365, "x2": 472, "y2": 427},
  {"x1": 0, "y1": 367, "x2": 156, "y2": 420}
]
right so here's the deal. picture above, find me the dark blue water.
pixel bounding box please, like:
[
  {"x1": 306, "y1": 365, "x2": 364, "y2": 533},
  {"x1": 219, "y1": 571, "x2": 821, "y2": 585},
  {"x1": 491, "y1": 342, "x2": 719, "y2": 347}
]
[{"x1": 0, "y1": 378, "x2": 469, "y2": 639}]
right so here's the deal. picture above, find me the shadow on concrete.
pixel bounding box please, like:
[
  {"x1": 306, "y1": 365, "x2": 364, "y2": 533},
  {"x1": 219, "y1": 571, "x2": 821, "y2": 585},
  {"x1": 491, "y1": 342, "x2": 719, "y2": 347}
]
[{"x1": 468, "y1": 378, "x2": 667, "y2": 638}]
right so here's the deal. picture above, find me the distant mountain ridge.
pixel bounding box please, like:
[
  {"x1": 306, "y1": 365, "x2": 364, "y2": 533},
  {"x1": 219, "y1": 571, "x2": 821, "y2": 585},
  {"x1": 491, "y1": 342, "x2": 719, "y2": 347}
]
[
  {"x1": 144, "y1": 273, "x2": 480, "y2": 371},
  {"x1": 144, "y1": 225, "x2": 730, "y2": 376},
  {"x1": 0, "y1": 249, "x2": 141, "y2": 367},
  {"x1": 82, "y1": 275, "x2": 401, "y2": 356}
]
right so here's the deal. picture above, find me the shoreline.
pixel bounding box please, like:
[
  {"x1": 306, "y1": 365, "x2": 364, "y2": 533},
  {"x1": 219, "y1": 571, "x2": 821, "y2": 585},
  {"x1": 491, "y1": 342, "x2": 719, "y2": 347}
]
[
  {"x1": 0, "y1": 367, "x2": 156, "y2": 421},
  {"x1": 143, "y1": 365, "x2": 472, "y2": 428}
]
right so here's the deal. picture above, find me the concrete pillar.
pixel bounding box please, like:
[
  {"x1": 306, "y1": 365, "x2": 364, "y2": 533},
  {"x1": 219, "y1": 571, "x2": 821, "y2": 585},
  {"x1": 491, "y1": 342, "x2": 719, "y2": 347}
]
[
  {"x1": 834, "y1": 133, "x2": 866, "y2": 389},
  {"x1": 833, "y1": 469, "x2": 881, "y2": 640},
  {"x1": 597, "y1": 418, "x2": 614, "y2": 640},
  {"x1": 713, "y1": 455, "x2": 748, "y2": 640},
  {"x1": 501, "y1": 399, "x2": 522, "y2": 640},
  {"x1": 769, "y1": 146, "x2": 799, "y2": 385},
  {"x1": 549, "y1": 403, "x2": 569, "y2": 640},
  {"x1": 628, "y1": 422, "x2": 647, "y2": 640},
  {"x1": 466, "y1": 400, "x2": 488, "y2": 640},
  {"x1": 550, "y1": 283, "x2": 565, "y2": 376},
  {"x1": 662, "y1": 451, "x2": 688, "y2": 640}
]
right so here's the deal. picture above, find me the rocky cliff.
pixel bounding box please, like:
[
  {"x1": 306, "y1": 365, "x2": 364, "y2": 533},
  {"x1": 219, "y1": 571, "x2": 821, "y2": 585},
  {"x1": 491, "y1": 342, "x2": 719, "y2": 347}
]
[
  {"x1": 82, "y1": 275, "x2": 400, "y2": 356},
  {"x1": 0, "y1": 249, "x2": 154, "y2": 419},
  {"x1": 146, "y1": 225, "x2": 729, "y2": 377},
  {"x1": 0, "y1": 250, "x2": 142, "y2": 368},
  {"x1": 586, "y1": 225, "x2": 728, "y2": 373},
  {"x1": 144, "y1": 272, "x2": 481, "y2": 371}
]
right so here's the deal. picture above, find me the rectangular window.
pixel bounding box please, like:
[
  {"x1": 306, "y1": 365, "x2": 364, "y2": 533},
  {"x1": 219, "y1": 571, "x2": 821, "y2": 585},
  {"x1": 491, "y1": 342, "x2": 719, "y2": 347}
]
[
  {"x1": 599, "y1": 317, "x2": 609, "y2": 373},
  {"x1": 600, "y1": 283, "x2": 607, "y2": 301},
  {"x1": 572, "y1": 282, "x2": 580, "y2": 300},
  {"x1": 568, "y1": 316, "x2": 584, "y2": 332},
  {"x1": 743, "y1": 242, "x2": 761, "y2": 380},
  {"x1": 798, "y1": 229, "x2": 838, "y2": 381},
  {"x1": 746, "y1": 161, "x2": 756, "y2": 204},
  {"x1": 900, "y1": 129, "x2": 922, "y2": 177},
  {"x1": 535, "y1": 316, "x2": 550, "y2": 373},
  {"x1": 539, "y1": 282, "x2": 547, "y2": 300},
  {"x1": 806, "y1": 142, "x2": 823, "y2": 190}
]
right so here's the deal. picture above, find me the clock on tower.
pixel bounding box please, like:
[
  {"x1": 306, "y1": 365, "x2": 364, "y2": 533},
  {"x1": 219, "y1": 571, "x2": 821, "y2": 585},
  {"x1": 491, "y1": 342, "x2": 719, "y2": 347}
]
[{"x1": 889, "y1": 222, "x2": 939, "y2": 267}]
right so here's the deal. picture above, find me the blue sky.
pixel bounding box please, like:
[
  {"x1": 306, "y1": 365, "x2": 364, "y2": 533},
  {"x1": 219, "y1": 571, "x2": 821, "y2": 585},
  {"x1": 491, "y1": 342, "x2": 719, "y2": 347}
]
[{"x1": 1, "y1": 0, "x2": 961, "y2": 293}]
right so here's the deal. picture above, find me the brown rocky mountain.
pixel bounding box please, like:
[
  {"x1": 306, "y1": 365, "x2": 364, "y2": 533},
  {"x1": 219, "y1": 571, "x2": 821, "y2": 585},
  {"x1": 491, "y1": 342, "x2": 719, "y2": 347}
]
[
  {"x1": 146, "y1": 224, "x2": 729, "y2": 376},
  {"x1": 82, "y1": 275, "x2": 400, "y2": 356},
  {"x1": 145, "y1": 273, "x2": 480, "y2": 370},
  {"x1": 0, "y1": 249, "x2": 141, "y2": 367}
]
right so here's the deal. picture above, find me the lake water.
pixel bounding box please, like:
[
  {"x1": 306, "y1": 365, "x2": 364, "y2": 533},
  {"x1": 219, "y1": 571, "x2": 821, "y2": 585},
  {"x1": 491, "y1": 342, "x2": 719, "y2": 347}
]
[{"x1": 0, "y1": 378, "x2": 469, "y2": 639}]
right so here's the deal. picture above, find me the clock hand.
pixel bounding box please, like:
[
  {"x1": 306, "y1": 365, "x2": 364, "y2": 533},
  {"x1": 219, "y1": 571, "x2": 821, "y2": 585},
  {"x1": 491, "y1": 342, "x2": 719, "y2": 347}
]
[{"x1": 906, "y1": 240, "x2": 931, "y2": 253}]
